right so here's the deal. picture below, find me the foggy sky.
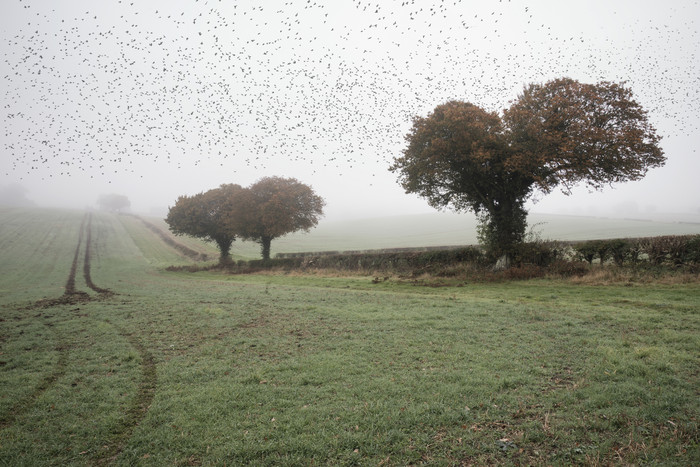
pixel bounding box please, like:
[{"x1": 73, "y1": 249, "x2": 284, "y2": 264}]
[{"x1": 2, "y1": 0, "x2": 698, "y2": 220}]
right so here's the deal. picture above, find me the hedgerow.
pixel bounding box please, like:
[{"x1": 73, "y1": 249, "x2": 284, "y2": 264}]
[
  {"x1": 236, "y1": 246, "x2": 486, "y2": 274},
  {"x1": 166, "y1": 235, "x2": 700, "y2": 279},
  {"x1": 573, "y1": 235, "x2": 700, "y2": 267}
]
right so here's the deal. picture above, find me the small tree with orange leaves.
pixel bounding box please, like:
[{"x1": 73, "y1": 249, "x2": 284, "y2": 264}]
[
  {"x1": 233, "y1": 176, "x2": 325, "y2": 261},
  {"x1": 165, "y1": 184, "x2": 245, "y2": 265},
  {"x1": 390, "y1": 78, "x2": 665, "y2": 266}
]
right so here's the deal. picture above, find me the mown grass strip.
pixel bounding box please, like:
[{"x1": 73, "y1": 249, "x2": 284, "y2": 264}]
[{"x1": 116, "y1": 214, "x2": 215, "y2": 267}]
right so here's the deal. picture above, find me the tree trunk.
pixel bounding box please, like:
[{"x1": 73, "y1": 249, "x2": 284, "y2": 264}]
[
  {"x1": 216, "y1": 238, "x2": 233, "y2": 265},
  {"x1": 260, "y1": 236, "x2": 273, "y2": 261},
  {"x1": 492, "y1": 254, "x2": 512, "y2": 271},
  {"x1": 481, "y1": 198, "x2": 528, "y2": 268}
]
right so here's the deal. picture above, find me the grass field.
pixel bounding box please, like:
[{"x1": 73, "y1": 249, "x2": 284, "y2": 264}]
[
  {"x1": 145, "y1": 210, "x2": 700, "y2": 260},
  {"x1": 0, "y1": 206, "x2": 698, "y2": 465},
  {"x1": 257, "y1": 211, "x2": 700, "y2": 259}
]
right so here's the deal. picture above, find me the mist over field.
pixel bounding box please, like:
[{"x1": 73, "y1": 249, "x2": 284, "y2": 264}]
[
  {"x1": 2, "y1": 2, "x2": 699, "y2": 459},
  {"x1": 2, "y1": 1, "x2": 699, "y2": 223}
]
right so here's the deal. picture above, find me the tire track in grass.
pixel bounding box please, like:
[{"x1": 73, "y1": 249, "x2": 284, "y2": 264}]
[
  {"x1": 0, "y1": 325, "x2": 70, "y2": 430},
  {"x1": 95, "y1": 322, "x2": 157, "y2": 465},
  {"x1": 35, "y1": 213, "x2": 91, "y2": 307},
  {"x1": 83, "y1": 213, "x2": 114, "y2": 297},
  {"x1": 33, "y1": 213, "x2": 113, "y2": 307},
  {"x1": 11, "y1": 212, "x2": 157, "y2": 463},
  {"x1": 63, "y1": 214, "x2": 84, "y2": 296},
  {"x1": 1, "y1": 214, "x2": 93, "y2": 430},
  {"x1": 0, "y1": 214, "x2": 93, "y2": 429},
  {"x1": 79, "y1": 213, "x2": 157, "y2": 464}
]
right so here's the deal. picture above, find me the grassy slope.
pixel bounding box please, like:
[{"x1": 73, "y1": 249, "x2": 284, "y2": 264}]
[
  {"x1": 0, "y1": 207, "x2": 87, "y2": 302},
  {"x1": 0, "y1": 207, "x2": 698, "y2": 465}
]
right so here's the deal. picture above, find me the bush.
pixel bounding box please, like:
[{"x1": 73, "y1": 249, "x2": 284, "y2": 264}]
[
  {"x1": 638, "y1": 235, "x2": 697, "y2": 266},
  {"x1": 606, "y1": 239, "x2": 631, "y2": 266},
  {"x1": 683, "y1": 235, "x2": 700, "y2": 264},
  {"x1": 574, "y1": 239, "x2": 633, "y2": 266},
  {"x1": 574, "y1": 241, "x2": 598, "y2": 264},
  {"x1": 627, "y1": 239, "x2": 643, "y2": 264},
  {"x1": 223, "y1": 246, "x2": 486, "y2": 274},
  {"x1": 512, "y1": 240, "x2": 565, "y2": 266}
]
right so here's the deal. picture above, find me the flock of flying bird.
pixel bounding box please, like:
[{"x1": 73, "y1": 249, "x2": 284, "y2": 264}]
[{"x1": 2, "y1": 0, "x2": 698, "y2": 185}]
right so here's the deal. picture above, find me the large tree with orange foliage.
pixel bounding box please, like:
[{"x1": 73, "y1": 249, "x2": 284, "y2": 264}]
[
  {"x1": 390, "y1": 78, "x2": 665, "y2": 264},
  {"x1": 233, "y1": 176, "x2": 325, "y2": 261}
]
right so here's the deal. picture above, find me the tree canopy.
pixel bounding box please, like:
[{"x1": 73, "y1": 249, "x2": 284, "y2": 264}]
[
  {"x1": 235, "y1": 176, "x2": 326, "y2": 260},
  {"x1": 97, "y1": 193, "x2": 131, "y2": 212},
  {"x1": 165, "y1": 178, "x2": 324, "y2": 263},
  {"x1": 390, "y1": 78, "x2": 665, "y2": 262},
  {"x1": 165, "y1": 184, "x2": 244, "y2": 264}
]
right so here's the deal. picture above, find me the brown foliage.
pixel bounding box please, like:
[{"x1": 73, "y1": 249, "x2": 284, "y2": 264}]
[
  {"x1": 233, "y1": 176, "x2": 325, "y2": 260},
  {"x1": 390, "y1": 78, "x2": 665, "y2": 257},
  {"x1": 166, "y1": 178, "x2": 324, "y2": 262},
  {"x1": 503, "y1": 78, "x2": 665, "y2": 194},
  {"x1": 165, "y1": 184, "x2": 244, "y2": 263}
]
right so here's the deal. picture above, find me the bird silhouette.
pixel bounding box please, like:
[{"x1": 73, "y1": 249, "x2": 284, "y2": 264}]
[{"x1": 1, "y1": 0, "x2": 697, "y2": 184}]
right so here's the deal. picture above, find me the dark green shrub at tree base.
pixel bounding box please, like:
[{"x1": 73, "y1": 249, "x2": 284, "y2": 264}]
[{"x1": 683, "y1": 235, "x2": 700, "y2": 264}]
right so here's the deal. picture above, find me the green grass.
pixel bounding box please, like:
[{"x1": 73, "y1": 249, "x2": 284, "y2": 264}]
[
  {"x1": 0, "y1": 207, "x2": 86, "y2": 301},
  {"x1": 0, "y1": 206, "x2": 698, "y2": 465}
]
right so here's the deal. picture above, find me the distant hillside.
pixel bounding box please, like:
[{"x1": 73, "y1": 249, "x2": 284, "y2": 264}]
[
  {"x1": 141, "y1": 210, "x2": 700, "y2": 260},
  {"x1": 267, "y1": 211, "x2": 700, "y2": 258}
]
